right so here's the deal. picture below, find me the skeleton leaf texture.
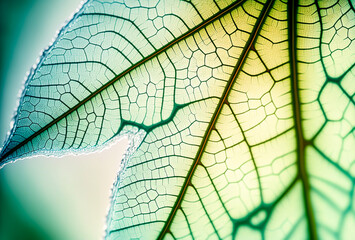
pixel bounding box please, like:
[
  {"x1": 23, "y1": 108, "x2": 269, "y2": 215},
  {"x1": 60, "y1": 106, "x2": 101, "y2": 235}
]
[{"x1": 0, "y1": 0, "x2": 354, "y2": 239}]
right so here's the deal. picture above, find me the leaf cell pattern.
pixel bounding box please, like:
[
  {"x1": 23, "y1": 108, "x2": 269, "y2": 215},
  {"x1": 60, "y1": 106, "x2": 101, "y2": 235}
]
[{"x1": 0, "y1": 0, "x2": 354, "y2": 239}]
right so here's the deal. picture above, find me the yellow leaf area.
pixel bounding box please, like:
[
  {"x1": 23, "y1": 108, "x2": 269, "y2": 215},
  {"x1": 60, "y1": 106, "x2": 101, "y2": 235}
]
[{"x1": 107, "y1": 1, "x2": 354, "y2": 239}]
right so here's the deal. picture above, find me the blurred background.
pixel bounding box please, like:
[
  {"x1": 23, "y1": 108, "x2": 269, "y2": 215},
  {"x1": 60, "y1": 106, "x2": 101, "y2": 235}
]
[{"x1": 0, "y1": 0, "x2": 128, "y2": 239}]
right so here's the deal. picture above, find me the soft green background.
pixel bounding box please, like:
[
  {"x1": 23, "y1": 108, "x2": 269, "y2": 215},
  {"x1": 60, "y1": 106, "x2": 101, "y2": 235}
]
[{"x1": 0, "y1": 1, "x2": 128, "y2": 239}]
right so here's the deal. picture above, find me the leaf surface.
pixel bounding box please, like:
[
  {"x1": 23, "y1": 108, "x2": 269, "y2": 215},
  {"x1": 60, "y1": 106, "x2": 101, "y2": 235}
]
[{"x1": 1, "y1": 0, "x2": 354, "y2": 239}]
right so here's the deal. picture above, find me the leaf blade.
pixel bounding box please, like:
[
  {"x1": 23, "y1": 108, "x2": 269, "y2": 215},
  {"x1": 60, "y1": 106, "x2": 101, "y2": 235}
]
[
  {"x1": 0, "y1": 0, "x2": 245, "y2": 164},
  {"x1": 1, "y1": 0, "x2": 355, "y2": 239}
]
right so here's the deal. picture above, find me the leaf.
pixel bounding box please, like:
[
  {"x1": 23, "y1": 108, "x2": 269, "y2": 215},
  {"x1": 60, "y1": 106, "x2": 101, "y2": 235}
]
[{"x1": 1, "y1": 0, "x2": 354, "y2": 239}]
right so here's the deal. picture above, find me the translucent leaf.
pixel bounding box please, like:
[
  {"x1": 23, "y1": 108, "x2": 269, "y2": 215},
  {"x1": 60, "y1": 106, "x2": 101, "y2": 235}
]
[{"x1": 1, "y1": 0, "x2": 354, "y2": 239}]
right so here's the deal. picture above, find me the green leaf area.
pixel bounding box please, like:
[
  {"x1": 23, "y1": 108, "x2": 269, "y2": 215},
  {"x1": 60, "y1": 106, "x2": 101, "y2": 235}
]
[{"x1": 1, "y1": 0, "x2": 354, "y2": 239}]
